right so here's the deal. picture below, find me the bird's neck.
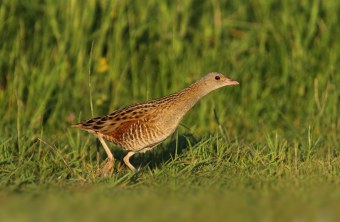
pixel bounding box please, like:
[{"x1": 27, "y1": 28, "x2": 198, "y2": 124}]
[
  {"x1": 175, "y1": 81, "x2": 209, "y2": 111},
  {"x1": 157, "y1": 80, "x2": 211, "y2": 128}
]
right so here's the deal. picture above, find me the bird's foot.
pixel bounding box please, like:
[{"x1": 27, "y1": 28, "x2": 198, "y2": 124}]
[{"x1": 96, "y1": 158, "x2": 115, "y2": 177}]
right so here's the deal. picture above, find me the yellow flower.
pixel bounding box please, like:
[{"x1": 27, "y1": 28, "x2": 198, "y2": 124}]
[
  {"x1": 96, "y1": 94, "x2": 108, "y2": 106},
  {"x1": 97, "y1": 57, "x2": 109, "y2": 73}
]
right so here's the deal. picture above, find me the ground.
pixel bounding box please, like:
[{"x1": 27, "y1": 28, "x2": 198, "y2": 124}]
[{"x1": 0, "y1": 0, "x2": 339, "y2": 221}]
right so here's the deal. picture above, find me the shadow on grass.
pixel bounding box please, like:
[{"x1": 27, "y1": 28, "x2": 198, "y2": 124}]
[{"x1": 98, "y1": 133, "x2": 199, "y2": 171}]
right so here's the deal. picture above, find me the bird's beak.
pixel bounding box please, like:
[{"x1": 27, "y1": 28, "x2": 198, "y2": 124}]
[{"x1": 227, "y1": 79, "x2": 239, "y2": 85}]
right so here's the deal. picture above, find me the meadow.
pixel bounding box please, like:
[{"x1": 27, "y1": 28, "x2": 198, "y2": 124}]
[{"x1": 0, "y1": 0, "x2": 339, "y2": 221}]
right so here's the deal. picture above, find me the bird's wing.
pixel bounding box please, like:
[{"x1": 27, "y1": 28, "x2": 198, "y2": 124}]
[{"x1": 72, "y1": 103, "x2": 156, "y2": 136}]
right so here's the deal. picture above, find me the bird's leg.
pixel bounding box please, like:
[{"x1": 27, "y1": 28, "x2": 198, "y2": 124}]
[
  {"x1": 123, "y1": 151, "x2": 137, "y2": 172},
  {"x1": 97, "y1": 135, "x2": 115, "y2": 176},
  {"x1": 98, "y1": 135, "x2": 114, "y2": 160}
]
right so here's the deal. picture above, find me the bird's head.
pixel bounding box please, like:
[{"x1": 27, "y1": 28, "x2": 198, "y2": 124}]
[{"x1": 201, "y1": 72, "x2": 239, "y2": 91}]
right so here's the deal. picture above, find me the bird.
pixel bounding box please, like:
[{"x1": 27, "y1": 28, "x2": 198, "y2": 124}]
[{"x1": 73, "y1": 72, "x2": 239, "y2": 174}]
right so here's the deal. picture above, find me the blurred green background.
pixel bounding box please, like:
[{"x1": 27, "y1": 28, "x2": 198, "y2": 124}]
[{"x1": 0, "y1": 0, "x2": 339, "y2": 221}]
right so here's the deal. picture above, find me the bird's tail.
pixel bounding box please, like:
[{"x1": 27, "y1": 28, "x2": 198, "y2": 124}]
[
  {"x1": 71, "y1": 123, "x2": 83, "y2": 128},
  {"x1": 71, "y1": 118, "x2": 100, "y2": 134}
]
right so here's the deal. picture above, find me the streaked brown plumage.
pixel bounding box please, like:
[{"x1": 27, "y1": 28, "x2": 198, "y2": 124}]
[{"x1": 73, "y1": 72, "x2": 239, "y2": 173}]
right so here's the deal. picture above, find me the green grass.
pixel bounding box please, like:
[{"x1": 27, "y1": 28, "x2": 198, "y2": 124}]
[{"x1": 0, "y1": 0, "x2": 339, "y2": 221}]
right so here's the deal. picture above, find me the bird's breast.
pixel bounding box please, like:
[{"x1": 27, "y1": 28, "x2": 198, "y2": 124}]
[{"x1": 106, "y1": 117, "x2": 173, "y2": 152}]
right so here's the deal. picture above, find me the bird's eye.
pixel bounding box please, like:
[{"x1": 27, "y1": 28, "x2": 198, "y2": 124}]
[{"x1": 215, "y1": 76, "x2": 220, "y2": 80}]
